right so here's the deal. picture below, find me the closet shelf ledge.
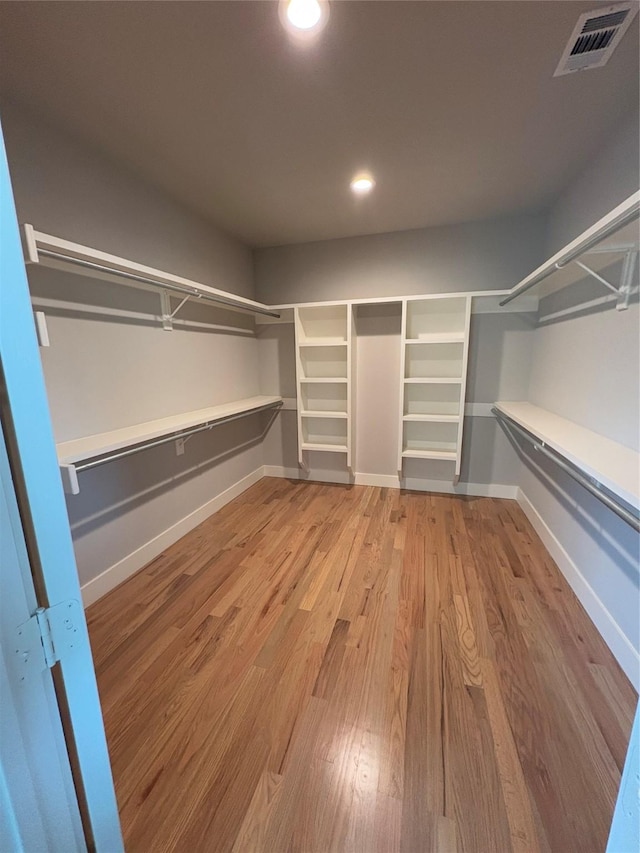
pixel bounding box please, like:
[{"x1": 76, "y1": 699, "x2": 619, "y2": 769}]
[
  {"x1": 57, "y1": 396, "x2": 283, "y2": 495},
  {"x1": 500, "y1": 191, "x2": 640, "y2": 309},
  {"x1": 494, "y1": 401, "x2": 639, "y2": 512},
  {"x1": 23, "y1": 224, "x2": 280, "y2": 320}
]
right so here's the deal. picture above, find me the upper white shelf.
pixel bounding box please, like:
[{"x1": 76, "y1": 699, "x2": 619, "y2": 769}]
[
  {"x1": 494, "y1": 401, "x2": 639, "y2": 511},
  {"x1": 405, "y1": 333, "x2": 466, "y2": 344},
  {"x1": 58, "y1": 395, "x2": 282, "y2": 495},
  {"x1": 500, "y1": 192, "x2": 640, "y2": 309},
  {"x1": 22, "y1": 225, "x2": 280, "y2": 319}
]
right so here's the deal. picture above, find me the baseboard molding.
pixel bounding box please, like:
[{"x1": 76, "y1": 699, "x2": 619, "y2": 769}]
[
  {"x1": 517, "y1": 488, "x2": 639, "y2": 690},
  {"x1": 402, "y1": 477, "x2": 517, "y2": 498},
  {"x1": 263, "y1": 465, "x2": 518, "y2": 499},
  {"x1": 80, "y1": 466, "x2": 264, "y2": 607}
]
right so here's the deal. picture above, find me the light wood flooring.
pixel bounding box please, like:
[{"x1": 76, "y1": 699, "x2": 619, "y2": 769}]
[{"x1": 86, "y1": 478, "x2": 637, "y2": 852}]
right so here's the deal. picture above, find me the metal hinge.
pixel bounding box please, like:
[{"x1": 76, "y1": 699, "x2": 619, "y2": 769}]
[{"x1": 13, "y1": 600, "x2": 83, "y2": 684}]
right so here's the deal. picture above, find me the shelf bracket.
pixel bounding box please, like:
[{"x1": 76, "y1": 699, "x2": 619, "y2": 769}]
[
  {"x1": 160, "y1": 291, "x2": 191, "y2": 330},
  {"x1": 568, "y1": 251, "x2": 638, "y2": 311},
  {"x1": 617, "y1": 250, "x2": 638, "y2": 311}
]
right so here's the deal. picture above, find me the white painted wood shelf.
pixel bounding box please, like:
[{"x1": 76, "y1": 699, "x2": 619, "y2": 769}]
[
  {"x1": 501, "y1": 191, "x2": 640, "y2": 309},
  {"x1": 494, "y1": 401, "x2": 640, "y2": 511},
  {"x1": 294, "y1": 304, "x2": 355, "y2": 470},
  {"x1": 23, "y1": 224, "x2": 279, "y2": 321},
  {"x1": 58, "y1": 395, "x2": 282, "y2": 495},
  {"x1": 398, "y1": 296, "x2": 472, "y2": 477},
  {"x1": 404, "y1": 377, "x2": 463, "y2": 384}
]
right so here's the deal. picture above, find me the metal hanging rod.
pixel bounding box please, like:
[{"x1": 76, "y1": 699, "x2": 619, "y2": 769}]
[
  {"x1": 74, "y1": 400, "x2": 283, "y2": 474},
  {"x1": 500, "y1": 195, "x2": 640, "y2": 307},
  {"x1": 492, "y1": 408, "x2": 640, "y2": 532},
  {"x1": 36, "y1": 248, "x2": 281, "y2": 319}
]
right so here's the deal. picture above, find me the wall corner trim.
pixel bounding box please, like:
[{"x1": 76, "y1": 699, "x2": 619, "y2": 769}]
[{"x1": 516, "y1": 487, "x2": 639, "y2": 691}]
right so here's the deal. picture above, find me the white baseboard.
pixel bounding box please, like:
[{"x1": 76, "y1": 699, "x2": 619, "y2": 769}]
[
  {"x1": 401, "y1": 477, "x2": 517, "y2": 498},
  {"x1": 80, "y1": 466, "x2": 264, "y2": 607},
  {"x1": 263, "y1": 465, "x2": 517, "y2": 499},
  {"x1": 355, "y1": 472, "x2": 400, "y2": 488},
  {"x1": 517, "y1": 488, "x2": 639, "y2": 691}
]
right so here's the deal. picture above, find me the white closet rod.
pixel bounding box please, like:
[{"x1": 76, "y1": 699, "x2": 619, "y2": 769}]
[
  {"x1": 493, "y1": 408, "x2": 640, "y2": 531},
  {"x1": 36, "y1": 248, "x2": 281, "y2": 319},
  {"x1": 75, "y1": 400, "x2": 283, "y2": 473}
]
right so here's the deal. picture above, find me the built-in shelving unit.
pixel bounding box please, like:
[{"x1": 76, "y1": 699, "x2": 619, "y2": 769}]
[
  {"x1": 398, "y1": 296, "x2": 471, "y2": 476},
  {"x1": 58, "y1": 395, "x2": 282, "y2": 496},
  {"x1": 501, "y1": 191, "x2": 639, "y2": 311},
  {"x1": 294, "y1": 304, "x2": 355, "y2": 466},
  {"x1": 494, "y1": 401, "x2": 639, "y2": 529},
  {"x1": 23, "y1": 224, "x2": 280, "y2": 323}
]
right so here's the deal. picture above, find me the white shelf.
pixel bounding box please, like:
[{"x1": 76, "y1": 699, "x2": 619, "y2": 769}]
[
  {"x1": 301, "y1": 443, "x2": 348, "y2": 453},
  {"x1": 403, "y1": 414, "x2": 460, "y2": 423},
  {"x1": 299, "y1": 377, "x2": 349, "y2": 384},
  {"x1": 398, "y1": 296, "x2": 471, "y2": 476},
  {"x1": 404, "y1": 377, "x2": 462, "y2": 384},
  {"x1": 57, "y1": 395, "x2": 282, "y2": 480},
  {"x1": 405, "y1": 333, "x2": 465, "y2": 344},
  {"x1": 23, "y1": 225, "x2": 279, "y2": 320},
  {"x1": 295, "y1": 304, "x2": 355, "y2": 468},
  {"x1": 501, "y1": 191, "x2": 640, "y2": 308},
  {"x1": 298, "y1": 339, "x2": 347, "y2": 347},
  {"x1": 301, "y1": 410, "x2": 348, "y2": 419},
  {"x1": 402, "y1": 447, "x2": 458, "y2": 460},
  {"x1": 494, "y1": 401, "x2": 639, "y2": 510}
]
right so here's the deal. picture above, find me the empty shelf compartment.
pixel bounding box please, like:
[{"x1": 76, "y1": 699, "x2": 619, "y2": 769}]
[
  {"x1": 301, "y1": 417, "x2": 348, "y2": 451},
  {"x1": 406, "y1": 297, "x2": 467, "y2": 338},
  {"x1": 403, "y1": 383, "x2": 462, "y2": 417},
  {"x1": 298, "y1": 305, "x2": 348, "y2": 343},
  {"x1": 300, "y1": 382, "x2": 348, "y2": 415},
  {"x1": 404, "y1": 341, "x2": 464, "y2": 379},
  {"x1": 402, "y1": 421, "x2": 459, "y2": 459},
  {"x1": 299, "y1": 346, "x2": 348, "y2": 379}
]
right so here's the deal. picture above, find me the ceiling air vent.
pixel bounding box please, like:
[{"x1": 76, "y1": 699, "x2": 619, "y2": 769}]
[{"x1": 554, "y1": 2, "x2": 638, "y2": 76}]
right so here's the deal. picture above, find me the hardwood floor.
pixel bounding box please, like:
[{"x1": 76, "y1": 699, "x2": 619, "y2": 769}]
[{"x1": 86, "y1": 479, "x2": 637, "y2": 853}]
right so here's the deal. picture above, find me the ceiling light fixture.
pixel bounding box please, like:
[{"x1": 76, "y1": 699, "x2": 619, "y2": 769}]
[
  {"x1": 279, "y1": 0, "x2": 329, "y2": 38},
  {"x1": 350, "y1": 173, "x2": 375, "y2": 195}
]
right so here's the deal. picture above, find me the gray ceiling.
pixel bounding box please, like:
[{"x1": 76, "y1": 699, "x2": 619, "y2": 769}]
[{"x1": 0, "y1": 1, "x2": 637, "y2": 247}]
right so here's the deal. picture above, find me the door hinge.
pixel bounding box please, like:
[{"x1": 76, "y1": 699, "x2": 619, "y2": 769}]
[{"x1": 13, "y1": 599, "x2": 83, "y2": 684}]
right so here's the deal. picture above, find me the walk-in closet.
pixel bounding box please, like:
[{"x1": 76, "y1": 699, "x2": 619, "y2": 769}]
[{"x1": 0, "y1": 2, "x2": 638, "y2": 852}]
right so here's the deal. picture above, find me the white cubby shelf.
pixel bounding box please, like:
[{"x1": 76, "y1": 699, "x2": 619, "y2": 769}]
[
  {"x1": 398, "y1": 296, "x2": 471, "y2": 477},
  {"x1": 295, "y1": 304, "x2": 355, "y2": 469}
]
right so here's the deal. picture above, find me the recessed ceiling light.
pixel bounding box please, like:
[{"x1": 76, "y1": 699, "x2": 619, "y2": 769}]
[
  {"x1": 279, "y1": 0, "x2": 329, "y2": 38},
  {"x1": 350, "y1": 173, "x2": 375, "y2": 195}
]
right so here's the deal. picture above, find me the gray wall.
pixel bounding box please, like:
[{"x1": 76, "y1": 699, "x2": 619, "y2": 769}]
[
  {"x1": 546, "y1": 108, "x2": 640, "y2": 254},
  {"x1": 254, "y1": 211, "x2": 547, "y2": 305},
  {"x1": 2, "y1": 100, "x2": 253, "y2": 298},
  {"x1": 1, "y1": 102, "x2": 264, "y2": 593},
  {"x1": 520, "y1": 112, "x2": 640, "y2": 680}
]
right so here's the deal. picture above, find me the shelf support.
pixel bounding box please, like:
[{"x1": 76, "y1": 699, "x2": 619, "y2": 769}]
[
  {"x1": 617, "y1": 250, "x2": 638, "y2": 311},
  {"x1": 550, "y1": 250, "x2": 638, "y2": 312},
  {"x1": 160, "y1": 291, "x2": 192, "y2": 330}
]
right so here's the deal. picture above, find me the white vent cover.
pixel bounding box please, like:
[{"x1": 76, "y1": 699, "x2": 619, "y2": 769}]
[{"x1": 554, "y1": 2, "x2": 638, "y2": 76}]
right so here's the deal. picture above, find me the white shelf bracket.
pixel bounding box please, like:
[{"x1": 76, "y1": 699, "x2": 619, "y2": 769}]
[
  {"x1": 60, "y1": 464, "x2": 80, "y2": 496},
  {"x1": 617, "y1": 251, "x2": 638, "y2": 311},
  {"x1": 568, "y1": 252, "x2": 638, "y2": 311},
  {"x1": 160, "y1": 291, "x2": 191, "y2": 330}
]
